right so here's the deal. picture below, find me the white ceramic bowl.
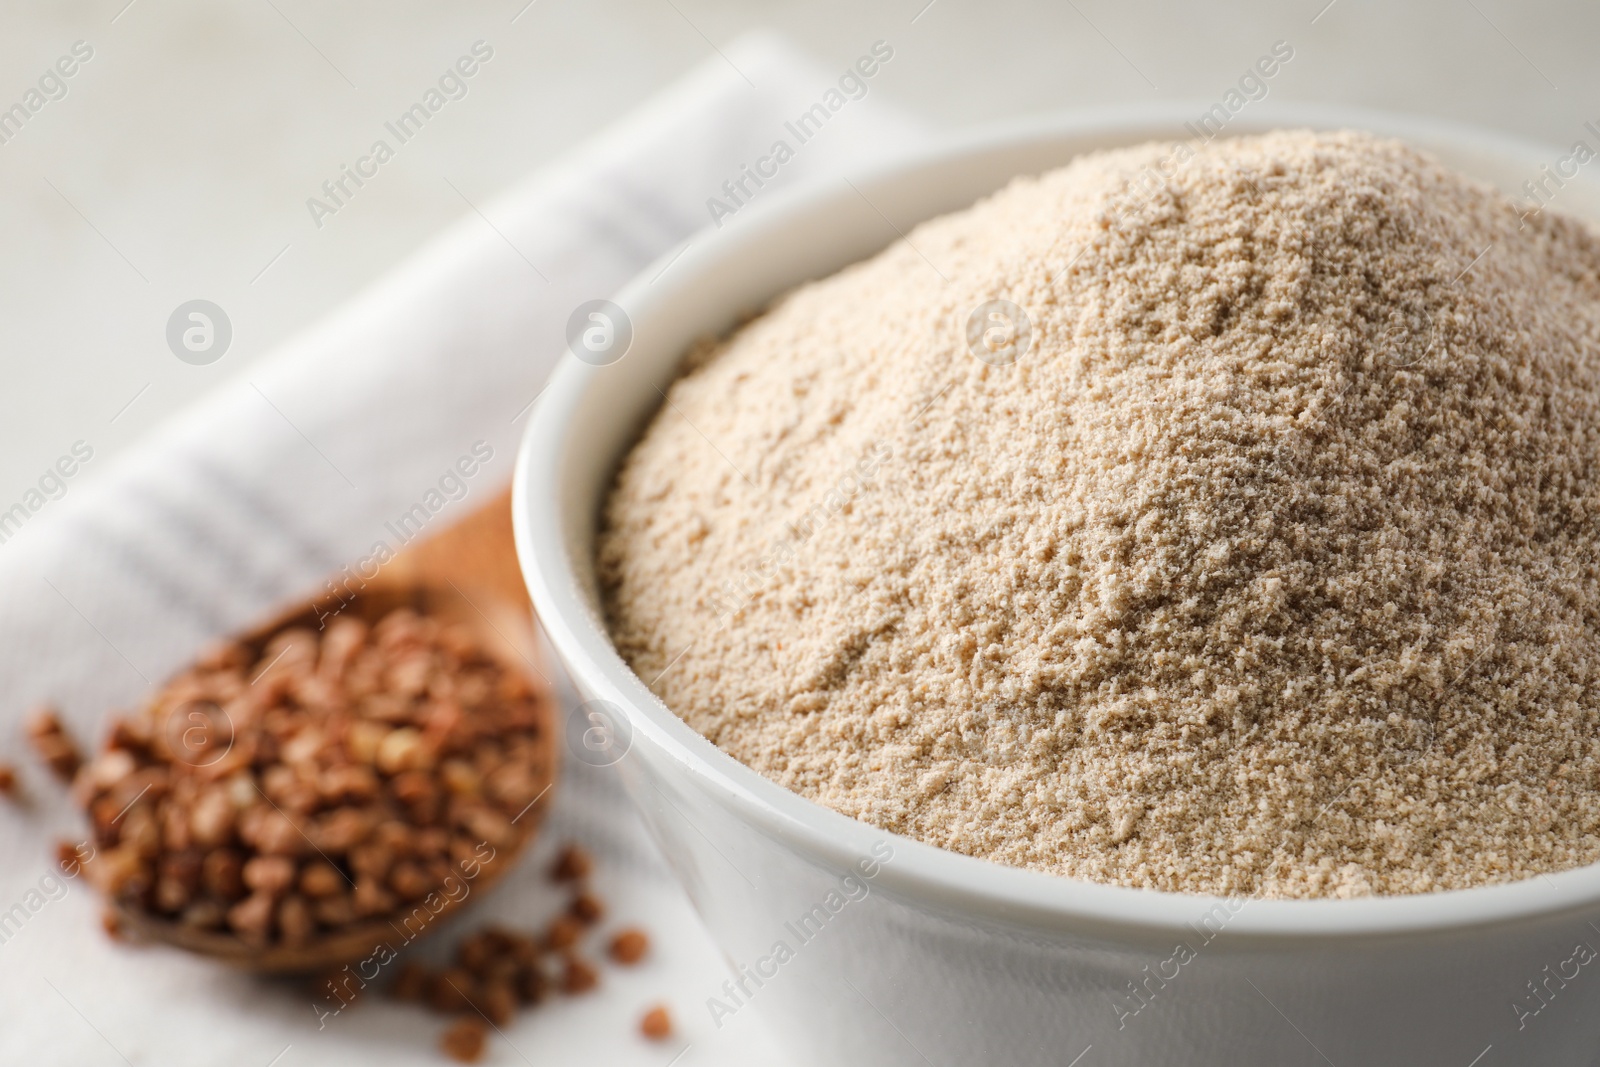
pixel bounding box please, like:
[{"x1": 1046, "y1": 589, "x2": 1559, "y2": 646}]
[{"x1": 513, "y1": 104, "x2": 1600, "y2": 1066}]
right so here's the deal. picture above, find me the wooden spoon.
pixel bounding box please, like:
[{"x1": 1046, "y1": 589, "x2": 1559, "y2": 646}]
[{"x1": 106, "y1": 490, "x2": 558, "y2": 974}]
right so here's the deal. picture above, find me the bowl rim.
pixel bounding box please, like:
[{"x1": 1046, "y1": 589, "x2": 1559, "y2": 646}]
[{"x1": 514, "y1": 100, "x2": 1600, "y2": 942}]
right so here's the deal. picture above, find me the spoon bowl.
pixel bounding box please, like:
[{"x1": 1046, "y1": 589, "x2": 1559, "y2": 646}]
[{"x1": 99, "y1": 494, "x2": 557, "y2": 974}]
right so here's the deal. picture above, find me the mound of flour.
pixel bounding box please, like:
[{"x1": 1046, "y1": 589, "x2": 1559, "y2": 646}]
[{"x1": 599, "y1": 130, "x2": 1600, "y2": 898}]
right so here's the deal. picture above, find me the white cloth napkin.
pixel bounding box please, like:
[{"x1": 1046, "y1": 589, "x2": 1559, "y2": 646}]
[{"x1": 0, "y1": 33, "x2": 924, "y2": 1067}]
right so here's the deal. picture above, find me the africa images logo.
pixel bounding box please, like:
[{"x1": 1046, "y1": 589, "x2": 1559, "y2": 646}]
[
  {"x1": 166, "y1": 300, "x2": 232, "y2": 365},
  {"x1": 566, "y1": 300, "x2": 633, "y2": 366}
]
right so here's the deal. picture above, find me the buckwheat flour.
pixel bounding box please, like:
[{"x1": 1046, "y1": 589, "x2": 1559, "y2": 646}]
[{"x1": 598, "y1": 130, "x2": 1600, "y2": 898}]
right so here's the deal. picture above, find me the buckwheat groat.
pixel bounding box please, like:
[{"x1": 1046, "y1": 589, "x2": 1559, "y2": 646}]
[
  {"x1": 600, "y1": 130, "x2": 1600, "y2": 898},
  {"x1": 77, "y1": 605, "x2": 552, "y2": 948}
]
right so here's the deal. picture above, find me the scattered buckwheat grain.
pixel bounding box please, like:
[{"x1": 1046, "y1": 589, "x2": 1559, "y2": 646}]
[
  {"x1": 640, "y1": 1004, "x2": 672, "y2": 1040},
  {"x1": 440, "y1": 1018, "x2": 487, "y2": 1063},
  {"x1": 608, "y1": 928, "x2": 649, "y2": 965}
]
